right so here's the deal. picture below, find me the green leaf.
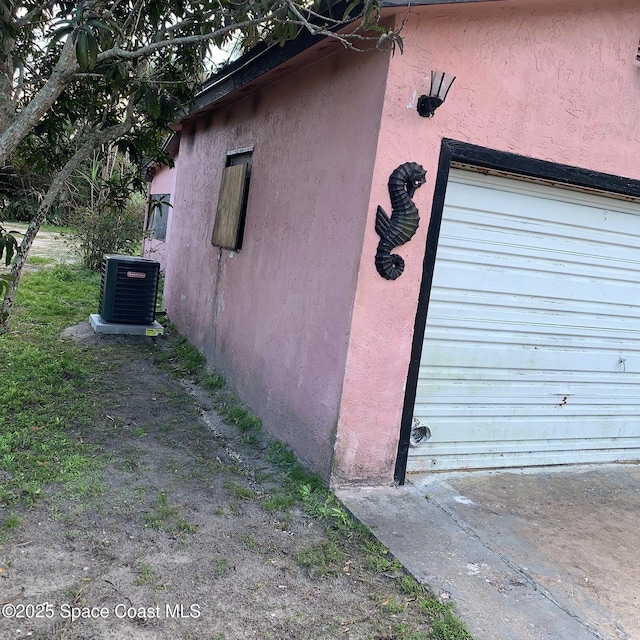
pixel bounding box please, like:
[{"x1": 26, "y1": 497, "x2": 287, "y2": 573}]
[
  {"x1": 148, "y1": 0, "x2": 161, "y2": 27},
  {"x1": 144, "y1": 89, "x2": 161, "y2": 119},
  {"x1": 287, "y1": 23, "x2": 299, "y2": 41},
  {"x1": 76, "y1": 29, "x2": 90, "y2": 70},
  {"x1": 342, "y1": 0, "x2": 361, "y2": 21},
  {"x1": 362, "y1": 1, "x2": 377, "y2": 28},
  {"x1": 74, "y1": 1, "x2": 88, "y2": 23},
  {"x1": 47, "y1": 25, "x2": 74, "y2": 51},
  {"x1": 0, "y1": 232, "x2": 19, "y2": 266},
  {"x1": 98, "y1": 28, "x2": 114, "y2": 50},
  {"x1": 4, "y1": 239, "x2": 15, "y2": 265},
  {"x1": 87, "y1": 18, "x2": 110, "y2": 33},
  {"x1": 87, "y1": 31, "x2": 98, "y2": 69},
  {"x1": 0, "y1": 274, "x2": 14, "y2": 298}
]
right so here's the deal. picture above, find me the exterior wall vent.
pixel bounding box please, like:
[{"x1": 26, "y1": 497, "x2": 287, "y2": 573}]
[{"x1": 98, "y1": 255, "x2": 160, "y2": 324}]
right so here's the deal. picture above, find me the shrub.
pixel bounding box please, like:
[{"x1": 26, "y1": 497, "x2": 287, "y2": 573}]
[{"x1": 68, "y1": 147, "x2": 147, "y2": 271}]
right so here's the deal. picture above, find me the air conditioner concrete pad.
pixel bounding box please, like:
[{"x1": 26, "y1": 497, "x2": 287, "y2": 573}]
[{"x1": 89, "y1": 314, "x2": 164, "y2": 336}]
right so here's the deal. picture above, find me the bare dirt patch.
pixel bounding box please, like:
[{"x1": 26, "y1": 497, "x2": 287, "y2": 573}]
[
  {"x1": 0, "y1": 325, "x2": 438, "y2": 640},
  {"x1": 3, "y1": 223, "x2": 76, "y2": 272}
]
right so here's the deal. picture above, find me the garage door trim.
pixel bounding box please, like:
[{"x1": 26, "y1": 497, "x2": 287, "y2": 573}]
[{"x1": 395, "y1": 140, "x2": 640, "y2": 484}]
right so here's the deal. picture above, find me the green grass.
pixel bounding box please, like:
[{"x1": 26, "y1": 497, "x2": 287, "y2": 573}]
[
  {"x1": 152, "y1": 327, "x2": 262, "y2": 431},
  {"x1": 134, "y1": 561, "x2": 154, "y2": 586},
  {"x1": 255, "y1": 443, "x2": 473, "y2": 639},
  {"x1": 215, "y1": 557, "x2": 230, "y2": 576},
  {"x1": 0, "y1": 511, "x2": 21, "y2": 542},
  {"x1": 41, "y1": 223, "x2": 74, "y2": 234},
  {"x1": 265, "y1": 441, "x2": 358, "y2": 534},
  {"x1": 151, "y1": 325, "x2": 226, "y2": 392},
  {"x1": 26, "y1": 256, "x2": 55, "y2": 265},
  {"x1": 142, "y1": 490, "x2": 197, "y2": 535},
  {"x1": 133, "y1": 560, "x2": 168, "y2": 591},
  {"x1": 203, "y1": 372, "x2": 225, "y2": 390},
  {"x1": 215, "y1": 397, "x2": 261, "y2": 432},
  {"x1": 2, "y1": 222, "x2": 72, "y2": 235},
  {"x1": 380, "y1": 595, "x2": 406, "y2": 615},
  {"x1": 224, "y1": 478, "x2": 255, "y2": 501},
  {"x1": 0, "y1": 265, "x2": 473, "y2": 639},
  {"x1": 171, "y1": 332, "x2": 207, "y2": 374},
  {"x1": 296, "y1": 540, "x2": 345, "y2": 576},
  {"x1": 243, "y1": 533, "x2": 259, "y2": 550},
  {"x1": 0, "y1": 266, "x2": 103, "y2": 507}
]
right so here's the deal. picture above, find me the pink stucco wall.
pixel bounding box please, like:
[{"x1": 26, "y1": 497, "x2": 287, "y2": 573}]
[
  {"x1": 163, "y1": 47, "x2": 391, "y2": 478},
  {"x1": 331, "y1": 0, "x2": 640, "y2": 484},
  {"x1": 143, "y1": 161, "x2": 177, "y2": 271}
]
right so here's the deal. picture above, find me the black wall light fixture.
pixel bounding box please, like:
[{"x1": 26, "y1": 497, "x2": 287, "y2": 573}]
[{"x1": 417, "y1": 71, "x2": 456, "y2": 118}]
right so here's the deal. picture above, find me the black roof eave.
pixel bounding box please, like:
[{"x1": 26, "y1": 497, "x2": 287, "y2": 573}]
[
  {"x1": 381, "y1": 0, "x2": 501, "y2": 5},
  {"x1": 191, "y1": 26, "x2": 329, "y2": 115},
  {"x1": 190, "y1": 0, "x2": 506, "y2": 117}
]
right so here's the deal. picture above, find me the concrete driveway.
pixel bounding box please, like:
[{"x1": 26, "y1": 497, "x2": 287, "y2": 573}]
[{"x1": 337, "y1": 465, "x2": 640, "y2": 640}]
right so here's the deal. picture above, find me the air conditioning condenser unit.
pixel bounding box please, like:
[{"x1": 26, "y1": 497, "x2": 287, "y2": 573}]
[{"x1": 91, "y1": 255, "x2": 164, "y2": 335}]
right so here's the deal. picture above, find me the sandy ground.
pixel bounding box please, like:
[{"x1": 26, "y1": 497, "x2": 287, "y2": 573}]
[
  {"x1": 3, "y1": 223, "x2": 76, "y2": 271},
  {"x1": 0, "y1": 327, "x2": 434, "y2": 640},
  {"x1": 0, "y1": 234, "x2": 441, "y2": 639}
]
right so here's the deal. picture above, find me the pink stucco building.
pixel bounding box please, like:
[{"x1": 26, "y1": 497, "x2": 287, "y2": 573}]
[
  {"x1": 146, "y1": 0, "x2": 640, "y2": 485},
  {"x1": 142, "y1": 141, "x2": 179, "y2": 271}
]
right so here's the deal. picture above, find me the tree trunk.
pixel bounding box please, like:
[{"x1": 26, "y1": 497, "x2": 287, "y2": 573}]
[
  {"x1": 0, "y1": 116, "x2": 133, "y2": 333},
  {"x1": 0, "y1": 160, "x2": 78, "y2": 330}
]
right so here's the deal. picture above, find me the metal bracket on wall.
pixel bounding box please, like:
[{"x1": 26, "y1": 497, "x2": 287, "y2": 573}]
[
  {"x1": 410, "y1": 418, "x2": 432, "y2": 447},
  {"x1": 374, "y1": 162, "x2": 427, "y2": 280}
]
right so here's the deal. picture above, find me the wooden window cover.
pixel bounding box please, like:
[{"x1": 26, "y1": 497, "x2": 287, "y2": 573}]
[{"x1": 212, "y1": 163, "x2": 248, "y2": 250}]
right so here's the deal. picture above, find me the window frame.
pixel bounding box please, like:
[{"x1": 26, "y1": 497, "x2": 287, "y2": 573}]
[
  {"x1": 211, "y1": 147, "x2": 253, "y2": 251},
  {"x1": 146, "y1": 193, "x2": 171, "y2": 241}
]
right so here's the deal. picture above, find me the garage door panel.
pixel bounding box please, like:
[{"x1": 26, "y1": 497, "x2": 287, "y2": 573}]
[
  {"x1": 409, "y1": 447, "x2": 640, "y2": 473},
  {"x1": 447, "y1": 205, "x2": 640, "y2": 252},
  {"x1": 408, "y1": 170, "x2": 640, "y2": 472},
  {"x1": 430, "y1": 289, "x2": 640, "y2": 328},
  {"x1": 420, "y1": 342, "x2": 638, "y2": 373},
  {"x1": 437, "y1": 239, "x2": 640, "y2": 281},
  {"x1": 409, "y1": 450, "x2": 640, "y2": 472},
  {"x1": 429, "y1": 302, "x2": 640, "y2": 339},
  {"x1": 425, "y1": 325, "x2": 640, "y2": 351},
  {"x1": 418, "y1": 367, "x2": 640, "y2": 385},
  {"x1": 414, "y1": 403, "x2": 640, "y2": 417},
  {"x1": 415, "y1": 382, "x2": 640, "y2": 403},
  {"x1": 432, "y1": 262, "x2": 639, "y2": 305},
  {"x1": 410, "y1": 418, "x2": 640, "y2": 448},
  {"x1": 450, "y1": 182, "x2": 640, "y2": 237},
  {"x1": 413, "y1": 434, "x2": 640, "y2": 453},
  {"x1": 427, "y1": 325, "x2": 640, "y2": 349}
]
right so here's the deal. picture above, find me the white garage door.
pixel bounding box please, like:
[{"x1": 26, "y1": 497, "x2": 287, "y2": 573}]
[{"x1": 408, "y1": 169, "x2": 640, "y2": 472}]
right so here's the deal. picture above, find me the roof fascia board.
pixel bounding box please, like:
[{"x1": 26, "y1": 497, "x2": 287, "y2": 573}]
[
  {"x1": 192, "y1": 26, "x2": 328, "y2": 114},
  {"x1": 380, "y1": 0, "x2": 503, "y2": 5}
]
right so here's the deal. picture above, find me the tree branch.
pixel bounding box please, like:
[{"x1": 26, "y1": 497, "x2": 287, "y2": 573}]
[
  {"x1": 94, "y1": 15, "x2": 289, "y2": 64},
  {"x1": 0, "y1": 1, "x2": 397, "y2": 183},
  {"x1": 14, "y1": 2, "x2": 59, "y2": 27},
  {"x1": 0, "y1": 100, "x2": 137, "y2": 331},
  {"x1": 0, "y1": 37, "x2": 77, "y2": 166}
]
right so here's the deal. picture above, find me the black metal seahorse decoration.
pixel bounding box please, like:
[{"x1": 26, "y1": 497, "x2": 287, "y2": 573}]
[{"x1": 375, "y1": 162, "x2": 427, "y2": 280}]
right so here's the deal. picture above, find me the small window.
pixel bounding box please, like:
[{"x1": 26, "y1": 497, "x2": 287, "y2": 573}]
[
  {"x1": 146, "y1": 194, "x2": 171, "y2": 241},
  {"x1": 211, "y1": 149, "x2": 253, "y2": 251}
]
